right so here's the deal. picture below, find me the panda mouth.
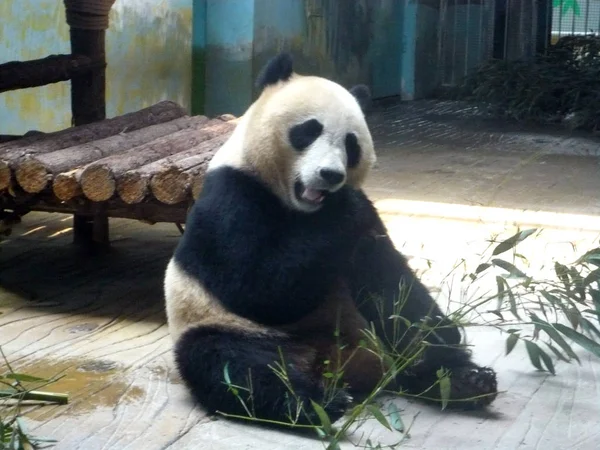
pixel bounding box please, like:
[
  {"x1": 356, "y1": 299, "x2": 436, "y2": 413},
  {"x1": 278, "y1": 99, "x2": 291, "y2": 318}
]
[{"x1": 294, "y1": 181, "x2": 326, "y2": 206}]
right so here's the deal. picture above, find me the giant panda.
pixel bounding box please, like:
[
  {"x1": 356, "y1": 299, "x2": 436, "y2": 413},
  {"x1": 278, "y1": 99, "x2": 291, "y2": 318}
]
[{"x1": 164, "y1": 53, "x2": 498, "y2": 427}]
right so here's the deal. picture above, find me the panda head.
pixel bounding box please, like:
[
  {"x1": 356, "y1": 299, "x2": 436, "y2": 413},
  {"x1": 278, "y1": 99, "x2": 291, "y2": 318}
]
[{"x1": 209, "y1": 53, "x2": 376, "y2": 213}]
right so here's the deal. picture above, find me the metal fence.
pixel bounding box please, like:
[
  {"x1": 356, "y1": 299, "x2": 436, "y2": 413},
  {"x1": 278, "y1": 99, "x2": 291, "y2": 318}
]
[
  {"x1": 552, "y1": 0, "x2": 600, "y2": 42},
  {"x1": 437, "y1": 0, "x2": 496, "y2": 86},
  {"x1": 437, "y1": 0, "x2": 600, "y2": 87}
]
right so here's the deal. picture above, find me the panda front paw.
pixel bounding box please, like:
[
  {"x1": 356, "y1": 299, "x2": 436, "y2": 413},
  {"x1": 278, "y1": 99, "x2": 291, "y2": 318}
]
[{"x1": 445, "y1": 365, "x2": 498, "y2": 410}]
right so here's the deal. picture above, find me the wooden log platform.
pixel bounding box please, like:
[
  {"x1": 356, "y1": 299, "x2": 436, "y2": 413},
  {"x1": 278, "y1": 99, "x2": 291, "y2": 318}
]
[{"x1": 0, "y1": 101, "x2": 236, "y2": 227}]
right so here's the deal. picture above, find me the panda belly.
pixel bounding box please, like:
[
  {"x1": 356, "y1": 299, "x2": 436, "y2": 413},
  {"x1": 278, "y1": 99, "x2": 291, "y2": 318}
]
[
  {"x1": 276, "y1": 277, "x2": 388, "y2": 395},
  {"x1": 165, "y1": 259, "x2": 383, "y2": 424}
]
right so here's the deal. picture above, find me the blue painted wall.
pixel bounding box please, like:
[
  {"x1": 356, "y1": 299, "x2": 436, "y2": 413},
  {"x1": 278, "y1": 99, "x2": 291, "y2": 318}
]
[
  {"x1": 193, "y1": 0, "x2": 413, "y2": 117},
  {"x1": 205, "y1": 0, "x2": 255, "y2": 116},
  {"x1": 0, "y1": 0, "x2": 193, "y2": 135}
]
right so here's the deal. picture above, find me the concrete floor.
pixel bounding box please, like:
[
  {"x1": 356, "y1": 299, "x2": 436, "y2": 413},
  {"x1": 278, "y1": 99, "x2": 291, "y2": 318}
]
[
  {"x1": 1, "y1": 100, "x2": 600, "y2": 450},
  {"x1": 365, "y1": 100, "x2": 600, "y2": 215}
]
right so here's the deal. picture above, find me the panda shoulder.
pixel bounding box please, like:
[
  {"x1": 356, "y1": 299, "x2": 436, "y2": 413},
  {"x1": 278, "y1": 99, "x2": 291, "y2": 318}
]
[
  {"x1": 199, "y1": 167, "x2": 281, "y2": 208},
  {"x1": 179, "y1": 166, "x2": 283, "y2": 249}
]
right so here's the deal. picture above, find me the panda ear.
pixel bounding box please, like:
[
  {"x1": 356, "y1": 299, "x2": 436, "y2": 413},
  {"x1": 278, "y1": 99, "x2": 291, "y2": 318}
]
[
  {"x1": 256, "y1": 53, "x2": 294, "y2": 91},
  {"x1": 349, "y1": 84, "x2": 372, "y2": 114}
]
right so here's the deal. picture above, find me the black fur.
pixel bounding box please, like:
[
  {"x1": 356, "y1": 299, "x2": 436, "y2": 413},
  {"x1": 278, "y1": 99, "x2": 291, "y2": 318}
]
[
  {"x1": 256, "y1": 53, "x2": 294, "y2": 90},
  {"x1": 288, "y1": 119, "x2": 324, "y2": 151},
  {"x1": 349, "y1": 84, "x2": 372, "y2": 114},
  {"x1": 348, "y1": 213, "x2": 498, "y2": 408},
  {"x1": 174, "y1": 326, "x2": 350, "y2": 426},
  {"x1": 174, "y1": 166, "x2": 378, "y2": 327},
  {"x1": 319, "y1": 169, "x2": 345, "y2": 185},
  {"x1": 173, "y1": 165, "x2": 498, "y2": 417},
  {"x1": 345, "y1": 133, "x2": 361, "y2": 168},
  {"x1": 256, "y1": 52, "x2": 372, "y2": 117}
]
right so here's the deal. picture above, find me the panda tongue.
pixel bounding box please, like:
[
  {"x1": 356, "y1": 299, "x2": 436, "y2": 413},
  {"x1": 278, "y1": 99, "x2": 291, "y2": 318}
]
[{"x1": 302, "y1": 188, "x2": 324, "y2": 203}]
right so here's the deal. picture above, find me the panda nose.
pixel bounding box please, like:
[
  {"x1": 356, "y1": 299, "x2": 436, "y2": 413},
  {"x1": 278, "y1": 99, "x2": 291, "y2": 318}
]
[{"x1": 319, "y1": 169, "x2": 345, "y2": 185}]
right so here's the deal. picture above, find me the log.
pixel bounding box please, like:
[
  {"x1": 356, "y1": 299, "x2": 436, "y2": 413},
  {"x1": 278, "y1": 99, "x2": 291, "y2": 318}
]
[
  {"x1": 53, "y1": 168, "x2": 85, "y2": 201},
  {"x1": 79, "y1": 118, "x2": 230, "y2": 202},
  {"x1": 191, "y1": 173, "x2": 205, "y2": 200},
  {"x1": 0, "y1": 54, "x2": 101, "y2": 93},
  {"x1": 0, "y1": 101, "x2": 188, "y2": 192},
  {"x1": 149, "y1": 133, "x2": 231, "y2": 205},
  {"x1": 15, "y1": 115, "x2": 208, "y2": 194},
  {"x1": 117, "y1": 121, "x2": 235, "y2": 204},
  {"x1": 0, "y1": 135, "x2": 21, "y2": 144},
  {"x1": 0, "y1": 100, "x2": 187, "y2": 156},
  {"x1": 0, "y1": 165, "x2": 10, "y2": 192}
]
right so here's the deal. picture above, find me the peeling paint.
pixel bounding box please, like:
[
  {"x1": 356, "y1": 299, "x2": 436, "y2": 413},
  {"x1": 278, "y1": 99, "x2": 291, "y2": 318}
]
[{"x1": 0, "y1": 0, "x2": 192, "y2": 135}]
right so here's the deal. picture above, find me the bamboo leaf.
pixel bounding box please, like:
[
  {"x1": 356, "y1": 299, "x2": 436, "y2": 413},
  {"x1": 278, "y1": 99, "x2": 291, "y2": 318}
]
[
  {"x1": 555, "y1": 262, "x2": 571, "y2": 289},
  {"x1": 387, "y1": 402, "x2": 405, "y2": 433},
  {"x1": 537, "y1": 347, "x2": 556, "y2": 375},
  {"x1": 436, "y1": 368, "x2": 451, "y2": 411},
  {"x1": 553, "y1": 323, "x2": 600, "y2": 358},
  {"x1": 568, "y1": 267, "x2": 587, "y2": 302},
  {"x1": 506, "y1": 285, "x2": 521, "y2": 320},
  {"x1": 530, "y1": 315, "x2": 581, "y2": 364},
  {"x1": 545, "y1": 342, "x2": 570, "y2": 363},
  {"x1": 575, "y1": 247, "x2": 600, "y2": 266},
  {"x1": 496, "y1": 276, "x2": 505, "y2": 310},
  {"x1": 3, "y1": 373, "x2": 49, "y2": 383},
  {"x1": 492, "y1": 259, "x2": 528, "y2": 278},
  {"x1": 326, "y1": 440, "x2": 341, "y2": 450},
  {"x1": 492, "y1": 229, "x2": 537, "y2": 256},
  {"x1": 591, "y1": 289, "x2": 600, "y2": 321},
  {"x1": 310, "y1": 400, "x2": 333, "y2": 433},
  {"x1": 565, "y1": 307, "x2": 581, "y2": 330},
  {"x1": 525, "y1": 341, "x2": 544, "y2": 371},
  {"x1": 506, "y1": 333, "x2": 519, "y2": 355},
  {"x1": 540, "y1": 290, "x2": 561, "y2": 306},
  {"x1": 580, "y1": 318, "x2": 600, "y2": 339},
  {"x1": 315, "y1": 427, "x2": 327, "y2": 438},
  {"x1": 367, "y1": 404, "x2": 392, "y2": 431},
  {"x1": 475, "y1": 263, "x2": 491, "y2": 274},
  {"x1": 223, "y1": 362, "x2": 232, "y2": 385}
]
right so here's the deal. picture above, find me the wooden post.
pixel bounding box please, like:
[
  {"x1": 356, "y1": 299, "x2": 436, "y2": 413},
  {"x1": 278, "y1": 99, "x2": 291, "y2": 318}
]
[{"x1": 63, "y1": 0, "x2": 115, "y2": 249}]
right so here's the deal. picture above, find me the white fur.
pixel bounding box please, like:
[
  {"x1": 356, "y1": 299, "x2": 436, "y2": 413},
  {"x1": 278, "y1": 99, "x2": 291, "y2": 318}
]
[
  {"x1": 206, "y1": 74, "x2": 376, "y2": 213},
  {"x1": 164, "y1": 259, "x2": 276, "y2": 342},
  {"x1": 207, "y1": 105, "x2": 253, "y2": 172},
  {"x1": 295, "y1": 132, "x2": 348, "y2": 190}
]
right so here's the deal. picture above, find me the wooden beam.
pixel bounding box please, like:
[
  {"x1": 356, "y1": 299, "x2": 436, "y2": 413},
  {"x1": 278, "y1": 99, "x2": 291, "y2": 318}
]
[
  {"x1": 0, "y1": 54, "x2": 102, "y2": 93},
  {"x1": 7, "y1": 195, "x2": 189, "y2": 225}
]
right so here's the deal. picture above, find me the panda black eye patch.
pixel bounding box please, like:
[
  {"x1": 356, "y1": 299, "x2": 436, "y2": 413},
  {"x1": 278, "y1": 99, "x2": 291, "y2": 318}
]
[
  {"x1": 345, "y1": 133, "x2": 361, "y2": 168},
  {"x1": 288, "y1": 119, "x2": 324, "y2": 151}
]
